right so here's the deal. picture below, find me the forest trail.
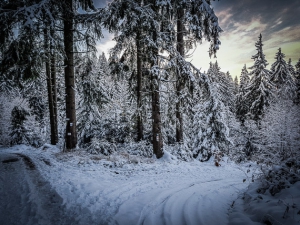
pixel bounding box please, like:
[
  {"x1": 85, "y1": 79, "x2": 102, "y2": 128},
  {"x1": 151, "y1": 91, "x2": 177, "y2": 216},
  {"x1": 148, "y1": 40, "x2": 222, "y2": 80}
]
[
  {"x1": 0, "y1": 152, "x2": 76, "y2": 225},
  {"x1": 0, "y1": 147, "x2": 254, "y2": 225}
]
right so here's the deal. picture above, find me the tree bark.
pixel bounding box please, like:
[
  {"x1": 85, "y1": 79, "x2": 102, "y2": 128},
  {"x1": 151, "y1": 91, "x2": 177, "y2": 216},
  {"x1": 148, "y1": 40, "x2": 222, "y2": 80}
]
[
  {"x1": 136, "y1": 31, "x2": 143, "y2": 141},
  {"x1": 150, "y1": 9, "x2": 163, "y2": 158},
  {"x1": 151, "y1": 73, "x2": 163, "y2": 158},
  {"x1": 176, "y1": 8, "x2": 185, "y2": 143},
  {"x1": 44, "y1": 28, "x2": 57, "y2": 145},
  {"x1": 50, "y1": 29, "x2": 58, "y2": 144},
  {"x1": 63, "y1": 0, "x2": 77, "y2": 150}
]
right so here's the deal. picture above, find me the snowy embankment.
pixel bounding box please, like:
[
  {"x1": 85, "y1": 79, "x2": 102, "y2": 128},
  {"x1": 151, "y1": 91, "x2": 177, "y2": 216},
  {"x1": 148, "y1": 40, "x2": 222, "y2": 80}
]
[{"x1": 1, "y1": 145, "x2": 299, "y2": 225}]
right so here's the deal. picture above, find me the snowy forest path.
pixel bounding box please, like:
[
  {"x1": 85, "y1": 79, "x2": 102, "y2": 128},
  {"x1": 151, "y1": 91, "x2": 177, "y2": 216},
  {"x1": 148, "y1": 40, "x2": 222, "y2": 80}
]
[
  {"x1": 111, "y1": 176, "x2": 245, "y2": 225},
  {"x1": 0, "y1": 147, "x2": 254, "y2": 225},
  {"x1": 0, "y1": 152, "x2": 77, "y2": 225}
]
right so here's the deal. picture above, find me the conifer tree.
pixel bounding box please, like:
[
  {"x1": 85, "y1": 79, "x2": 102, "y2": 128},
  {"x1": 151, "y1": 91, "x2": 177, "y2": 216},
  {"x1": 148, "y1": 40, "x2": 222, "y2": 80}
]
[
  {"x1": 270, "y1": 48, "x2": 296, "y2": 98},
  {"x1": 192, "y1": 73, "x2": 231, "y2": 163},
  {"x1": 234, "y1": 76, "x2": 239, "y2": 95},
  {"x1": 287, "y1": 58, "x2": 296, "y2": 76},
  {"x1": 244, "y1": 34, "x2": 272, "y2": 123},
  {"x1": 174, "y1": 0, "x2": 222, "y2": 143},
  {"x1": 236, "y1": 64, "x2": 250, "y2": 125},
  {"x1": 294, "y1": 58, "x2": 300, "y2": 103},
  {"x1": 76, "y1": 55, "x2": 109, "y2": 147},
  {"x1": 239, "y1": 64, "x2": 250, "y2": 89},
  {"x1": 0, "y1": 0, "x2": 103, "y2": 150},
  {"x1": 207, "y1": 62, "x2": 234, "y2": 111}
]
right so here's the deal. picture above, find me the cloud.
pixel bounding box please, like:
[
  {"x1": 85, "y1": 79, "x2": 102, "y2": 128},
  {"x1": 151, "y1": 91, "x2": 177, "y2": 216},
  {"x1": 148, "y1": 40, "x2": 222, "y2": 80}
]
[{"x1": 192, "y1": 0, "x2": 300, "y2": 77}]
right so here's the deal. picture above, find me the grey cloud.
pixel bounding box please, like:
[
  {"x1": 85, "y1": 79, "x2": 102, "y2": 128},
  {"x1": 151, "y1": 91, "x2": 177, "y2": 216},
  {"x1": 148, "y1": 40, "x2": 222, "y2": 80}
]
[{"x1": 212, "y1": 0, "x2": 300, "y2": 40}]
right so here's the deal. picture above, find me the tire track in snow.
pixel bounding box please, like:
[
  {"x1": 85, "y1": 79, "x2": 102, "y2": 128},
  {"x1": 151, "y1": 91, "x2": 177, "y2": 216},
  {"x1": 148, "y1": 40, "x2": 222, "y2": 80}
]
[{"x1": 111, "y1": 175, "x2": 247, "y2": 225}]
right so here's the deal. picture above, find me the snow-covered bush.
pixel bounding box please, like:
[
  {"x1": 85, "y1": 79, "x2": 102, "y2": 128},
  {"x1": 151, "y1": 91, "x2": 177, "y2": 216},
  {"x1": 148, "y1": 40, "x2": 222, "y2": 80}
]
[
  {"x1": 0, "y1": 95, "x2": 42, "y2": 147},
  {"x1": 122, "y1": 140, "x2": 153, "y2": 158},
  {"x1": 87, "y1": 138, "x2": 116, "y2": 155},
  {"x1": 165, "y1": 143, "x2": 193, "y2": 161},
  {"x1": 99, "y1": 118, "x2": 132, "y2": 143},
  {"x1": 10, "y1": 105, "x2": 42, "y2": 147},
  {"x1": 257, "y1": 158, "x2": 300, "y2": 196}
]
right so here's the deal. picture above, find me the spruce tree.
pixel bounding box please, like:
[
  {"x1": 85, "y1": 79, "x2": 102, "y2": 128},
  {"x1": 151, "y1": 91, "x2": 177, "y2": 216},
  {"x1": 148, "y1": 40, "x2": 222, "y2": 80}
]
[
  {"x1": 294, "y1": 58, "x2": 300, "y2": 103},
  {"x1": 236, "y1": 64, "x2": 250, "y2": 125},
  {"x1": 234, "y1": 76, "x2": 239, "y2": 96},
  {"x1": 192, "y1": 73, "x2": 231, "y2": 163},
  {"x1": 77, "y1": 55, "x2": 109, "y2": 147},
  {"x1": 207, "y1": 62, "x2": 234, "y2": 111},
  {"x1": 239, "y1": 64, "x2": 250, "y2": 89},
  {"x1": 244, "y1": 34, "x2": 272, "y2": 123},
  {"x1": 270, "y1": 48, "x2": 296, "y2": 98},
  {"x1": 0, "y1": 0, "x2": 104, "y2": 150}
]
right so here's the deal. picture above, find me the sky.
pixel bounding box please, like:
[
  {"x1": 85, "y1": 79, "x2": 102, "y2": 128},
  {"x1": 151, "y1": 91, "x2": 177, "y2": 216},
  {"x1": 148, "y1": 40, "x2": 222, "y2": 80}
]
[{"x1": 94, "y1": 0, "x2": 300, "y2": 79}]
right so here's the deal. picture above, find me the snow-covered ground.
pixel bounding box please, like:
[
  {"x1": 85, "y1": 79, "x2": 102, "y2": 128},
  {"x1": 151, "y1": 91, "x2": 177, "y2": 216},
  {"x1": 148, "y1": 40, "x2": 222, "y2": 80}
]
[{"x1": 1, "y1": 145, "x2": 299, "y2": 225}]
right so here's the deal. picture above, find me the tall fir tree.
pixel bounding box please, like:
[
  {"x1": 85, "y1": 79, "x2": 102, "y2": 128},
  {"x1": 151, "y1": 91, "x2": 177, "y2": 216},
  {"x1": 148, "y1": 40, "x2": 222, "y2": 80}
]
[
  {"x1": 270, "y1": 48, "x2": 296, "y2": 98},
  {"x1": 236, "y1": 64, "x2": 250, "y2": 125},
  {"x1": 244, "y1": 34, "x2": 272, "y2": 123},
  {"x1": 294, "y1": 58, "x2": 300, "y2": 103},
  {"x1": 233, "y1": 76, "x2": 239, "y2": 96},
  {"x1": 207, "y1": 62, "x2": 234, "y2": 111},
  {"x1": 0, "y1": 0, "x2": 104, "y2": 149},
  {"x1": 76, "y1": 55, "x2": 109, "y2": 147},
  {"x1": 192, "y1": 72, "x2": 231, "y2": 163}
]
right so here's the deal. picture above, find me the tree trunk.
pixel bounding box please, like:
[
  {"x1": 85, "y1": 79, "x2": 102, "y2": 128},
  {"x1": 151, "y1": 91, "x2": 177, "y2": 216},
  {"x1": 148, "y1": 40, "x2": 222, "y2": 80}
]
[
  {"x1": 151, "y1": 73, "x2": 163, "y2": 158},
  {"x1": 176, "y1": 8, "x2": 185, "y2": 143},
  {"x1": 44, "y1": 29, "x2": 56, "y2": 145},
  {"x1": 136, "y1": 31, "x2": 143, "y2": 141},
  {"x1": 50, "y1": 29, "x2": 58, "y2": 144},
  {"x1": 150, "y1": 15, "x2": 163, "y2": 158},
  {"x1": 63, "y1": 0, "x2": 77, "y2": 150}
]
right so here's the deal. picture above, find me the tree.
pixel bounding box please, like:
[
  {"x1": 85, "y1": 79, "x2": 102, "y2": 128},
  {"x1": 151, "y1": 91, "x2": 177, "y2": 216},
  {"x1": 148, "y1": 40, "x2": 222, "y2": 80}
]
[
  {"x1": 236, "y1": 64, "x2": 250, "y2": 125},
  {"x1": 9, "y1": 103, "x2": 42, "y2": 147},
  {"x1": 175, "y1": 6, "x2": 185, "y2": 143},
  {"x1": 207, "y1": 62, "x2": 234, "y2": 111},
  {"x1": 244, "y1": 34, "x2": 272, "y2": 123},
  {"x1": 0, "y1": 0, "x2": 103, "y2": 150},
  {"x1": 259, "y1": 96, "x2": 300, "y2": 162},
  {"x1": 174, "y1": 0, "x2": 222, "y2": 143},
  {"x1": 76, "y1": 55, "x2": 109, "y2": 147},
  {"x1": 192, "y1": 73, "x2": 231, "y2": 163},
  {"x1": 239, "y1": 64, "x2": 250, "y2": 89},
  {"x1": 0, "y1": 0, "x2": 62, "y2": 146},
  {"x1": 294, "y1": 58, "x2": 300, "y2": 103},
  {"x1": 270, "y1": 48, "x2": 296, "y2": 98},
  {"x1": 287, "y1": 58, "x2": 296, "y2": 76},
  {"x1": 233, "y1": 76, "x2": 239, "y2": 95},
  {"x1": 105, "y1": 0, "x2": 154, "y2": 143}
]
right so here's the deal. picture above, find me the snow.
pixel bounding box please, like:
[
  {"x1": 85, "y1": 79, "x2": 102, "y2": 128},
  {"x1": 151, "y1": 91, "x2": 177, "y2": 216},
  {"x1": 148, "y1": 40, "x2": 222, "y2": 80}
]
[{"x1": 1, "y1": 145, "x2": 299, "y2": 225}]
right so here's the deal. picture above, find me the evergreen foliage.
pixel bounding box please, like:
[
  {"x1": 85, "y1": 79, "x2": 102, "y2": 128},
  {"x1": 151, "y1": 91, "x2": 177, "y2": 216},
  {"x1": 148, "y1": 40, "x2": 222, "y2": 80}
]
[
  {"x1": 77, "y1": 55, "x2": 109, "y2": 147},
  {"x1": 294, "y1": 58, "x2": 300, "y2": 103},
  {"x1": 270, "y1": 48, "x2": 296, "y2": 98},
  {"x1": 192, "y1": 72, "x2": 231, "y2": 163},
  {"x1": 244, "y1": 34, "x2": 272, "y2": 123},
  {"x1": 236, "y1": 64, "x2": 250, "y2": 125},
  {"x1": 9, "y1": 104, "x2": 41, "y2": 147}
]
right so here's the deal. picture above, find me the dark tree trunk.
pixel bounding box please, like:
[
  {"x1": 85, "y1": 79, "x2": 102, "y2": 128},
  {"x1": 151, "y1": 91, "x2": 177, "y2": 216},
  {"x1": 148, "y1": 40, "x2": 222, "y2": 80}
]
[
  {"x1": 63, "y1": 0, "x2": 77, "y2": 150},
  {"x1": 44, "y1": 29, "x2": 57, "y2": 145},
  {"x1": 151, "y1": 73, "x2": 163, "y2": 158},
  {"x1": 176, "y1": 8, "x2": 185, "y2": 143},
  {"x1": 136, "y1": 31, "x2": 143, "y2": 141},
  {"x1": 50, "y1": 29, "x2": 58, "y2": 144},
  {"x1": 150, "y1": 13, "x2": 163, "y2": 158}
]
